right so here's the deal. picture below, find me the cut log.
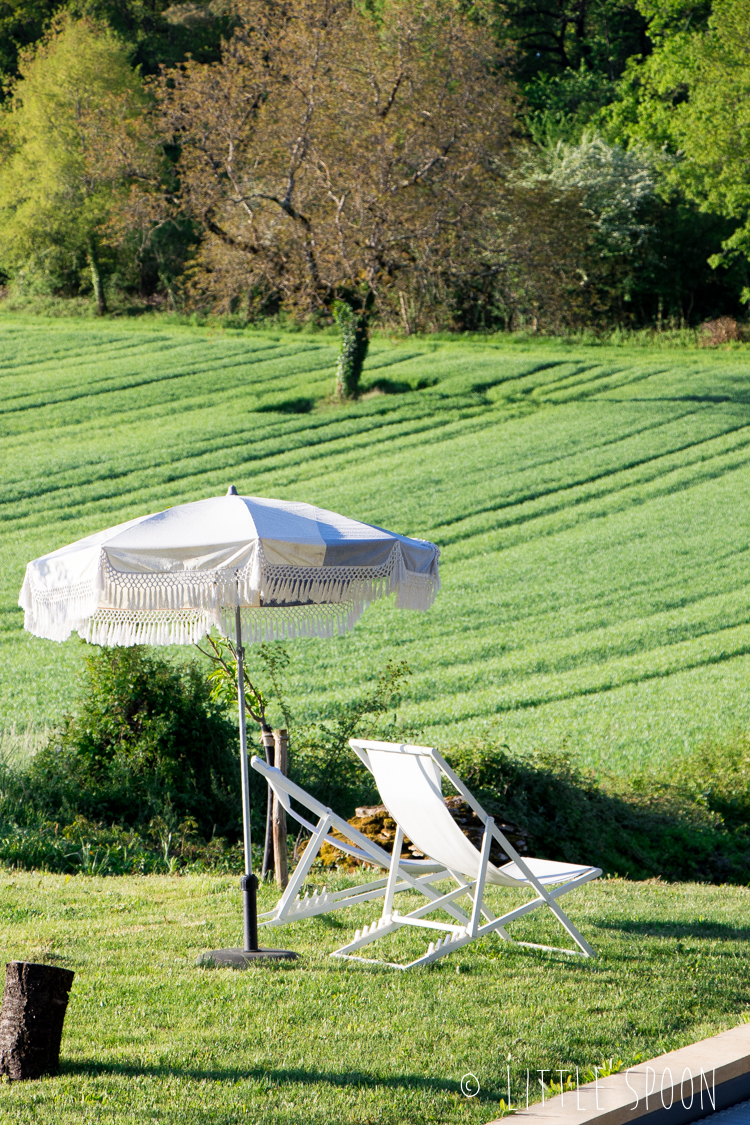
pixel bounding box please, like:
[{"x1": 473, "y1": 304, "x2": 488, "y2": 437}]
[
  {"x1": 0, "y1": 961, "x2": 75, "y2": 1081},
  {"x1": 272, "y1": 728, "x2": 289, "y2": 889}
]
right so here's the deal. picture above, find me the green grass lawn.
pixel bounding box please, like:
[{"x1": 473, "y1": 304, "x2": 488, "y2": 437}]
[
  {"x1": 2, "y1": 317, "x2": 750, "y2": 774},
  {"x1": 0, "y1": 871, "x2": 748, "y2": 1125}
]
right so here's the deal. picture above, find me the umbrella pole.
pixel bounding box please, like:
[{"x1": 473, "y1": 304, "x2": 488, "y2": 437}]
[
  {"x1": 236, "y1": 606, "x2": 259, "y2": 952},
  {"x1": 191, "y1": 605, "x2": 299, "y2": 966}
]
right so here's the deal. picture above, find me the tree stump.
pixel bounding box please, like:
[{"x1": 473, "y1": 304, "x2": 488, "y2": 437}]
[{"x1": 0, "y1": 962, "x2": 75, "y2": 1081}]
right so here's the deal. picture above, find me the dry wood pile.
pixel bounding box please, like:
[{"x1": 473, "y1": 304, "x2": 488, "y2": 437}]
[{"x1": 316, "y1": 798, "x2": 532, "y2": 869}]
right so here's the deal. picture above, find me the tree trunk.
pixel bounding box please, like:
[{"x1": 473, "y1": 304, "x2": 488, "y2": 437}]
[
  {"x1": 87, "y1": 241, "x2": 107, "y2": 316},
  {"x1": 0, "y1": 962, "x2": 74, "y2": 1081},
  {"x1": 260, "y1": 726, "x2": 275, "y2": 880},
  {"x1": 272, "y1": 729, "x2": 289, "y2": 889}
]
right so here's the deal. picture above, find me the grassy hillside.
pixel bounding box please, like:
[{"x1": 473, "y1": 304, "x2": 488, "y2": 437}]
[{"x1": 2, "y1": 316, "x2": 750, "y2": 776}]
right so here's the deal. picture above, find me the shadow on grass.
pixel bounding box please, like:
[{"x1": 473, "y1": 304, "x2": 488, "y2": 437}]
[
  {"x1": 64, "y1": 1060, "x2": 497, "y2": 1101},
  {"x1": 361, "y1": 375, "x2": 438, "y2": 395},
  {"x1": 316, "y1": 912, "x2": 347, "y2": 928},
  {"x1": 471, "y1": 359, "x2": 573, "y2": 394},
  {"x1": 595, "y1": 919, "x2": 750, "y2": 941},
  {"x1": 255, "y1": 397, "x2": 315, "y2": 414},
  {"x1": 362, "y1": 378, "x2": 413, "y2": 394}
]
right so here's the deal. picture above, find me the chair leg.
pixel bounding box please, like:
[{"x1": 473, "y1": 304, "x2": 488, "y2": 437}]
[
  {"x1": 331, "y1": 880, "x2": 480, "y2": 965},
  {"x1": 489, "y1": 825, "x2": 598, "y2": 957},
  {"x1": 469, "y1": 821, "x2": 492, "y2": 937},
  {"x1": 381, "y1": 826, "x2": 404, "y2": 920},
  {"x1": 474, "y1": 872, "x2": 601, "y2": 957},
  {"x1": 266, "y1": 812, "x2": 333, "y2": 921},
  {"x1": 332, "y1": 871, "x2": 600, "y2": 968}
]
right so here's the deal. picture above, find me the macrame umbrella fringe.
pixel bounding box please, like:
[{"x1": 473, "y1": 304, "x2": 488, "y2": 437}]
[{"x1": 20, "y1": 542, "x2": 440, "y2": 647}]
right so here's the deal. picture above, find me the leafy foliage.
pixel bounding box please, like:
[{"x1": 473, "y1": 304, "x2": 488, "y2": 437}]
[
  {"x1": 116, "y1": 0, "x2": 516, "y2": 329},
  {"x1": 607, "y1": 0, "x2": 750, "y2": 299},
  {"x1": 499, "y1": 0, "x2": 649, "y2": 83},
  {"x1": 524, "y1": 66, "x2": 618, "y2": 146},
  {"x1": 515, "y1": 135, "x2": 657, "y2": 254},
  {"x1": 6, "y1": 646, "x2": 241, "y2": 840},
  {"x1": 332, "y1": 299, "x2": 369, "y2": 399},
  {"x1": 669, "y1": 731, "x2": 750, "y2": 833},
  {"x1": 0, "y1": 0, "x2": 231, "y2": 96},
  {"x1": 0, "y1": 805, "x2": 245, "y2": 874},
  {"x1": 196, "y1": 633, "x2": 271, "y2": 725},
  {"x1": 445, "y1": 740, "x2": 750, "y2": 884},
  {"x1": 0, "y1": 16, "x2": 146, "y2": 310}
]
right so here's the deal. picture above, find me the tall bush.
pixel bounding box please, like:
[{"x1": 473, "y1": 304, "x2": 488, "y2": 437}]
[
  {"x1": 17, "y1": 646, "x2": 241, "y2": 839},
  {"x1": 332, "y1": 299, "x2": 369, "y2": 399}
]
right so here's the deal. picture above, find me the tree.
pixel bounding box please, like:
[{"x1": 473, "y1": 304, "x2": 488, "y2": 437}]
[
  {"x1": 128, "y1": 0, "x2": 514, "y2": 379},
  {"x1": 0, "y1": 0, "x2": 233, "y2": 98},
  {"x1": 0, "y1": 15, "x2": 145, "y2": 310},
  {"x1": 609, "y1": 0, "x2": 750, "y2": 302},
  {"x1": 332, "y1": 299, "x2": 369, "y2": 399},
  {"x1": 494, "y1": 133, "x2": 657, "y2": 326},
  {"x1": 515, "y1": 133, "x2": 657, "y2": 252},
  {"x1": 496, "y1": 0, "x2": 650, "y2": 85}
]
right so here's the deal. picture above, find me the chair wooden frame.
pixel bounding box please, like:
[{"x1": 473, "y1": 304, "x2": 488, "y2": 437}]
[
  {"x1": 328, "y1": 739, "x2": 602, "y2": 970},
  {"x1": 250, "y1": 756, "x2": 455, "y2": 929}
]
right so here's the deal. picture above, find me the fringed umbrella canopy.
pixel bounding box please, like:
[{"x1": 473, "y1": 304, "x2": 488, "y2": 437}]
[{"x1": 19, "y1": 491, "x2": 441, "y2": 647}]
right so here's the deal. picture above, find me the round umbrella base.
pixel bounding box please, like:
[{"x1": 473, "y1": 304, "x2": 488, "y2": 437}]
[{"x1": 198, "y1": 947, "x2": 298, "y2": 968}]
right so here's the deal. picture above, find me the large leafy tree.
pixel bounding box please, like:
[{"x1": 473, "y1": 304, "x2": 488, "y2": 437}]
[
  {"x1": 610, "y1": 0, "x2": 750, "y2": 300},
  {"x1": 129, "y1": 0, "x2": 516, "y2": 343},
  {"x1": 0, "y1": 15, "x2": 146, "y2": 310}
]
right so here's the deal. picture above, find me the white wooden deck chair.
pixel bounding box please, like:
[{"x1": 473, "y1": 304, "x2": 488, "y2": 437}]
[
  {"x1": 250, "y1": 755, "x2": 455, "y2": 929},
  {"x1": 330, "y1": 739, "x2": 602, "y2": 969}
]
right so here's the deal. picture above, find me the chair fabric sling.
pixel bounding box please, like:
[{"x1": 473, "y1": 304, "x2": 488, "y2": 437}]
[
  {"x1": 250, "y1": 755, "x2": 452, "y2": 928},
  {"x1": 329, "y1": 739, "x2": 602, "y2": 969}
]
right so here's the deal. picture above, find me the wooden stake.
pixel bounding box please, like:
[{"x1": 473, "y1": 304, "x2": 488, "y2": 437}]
[
  {"x1": 260, "y1": 726, "x2": 275, "y2": 880},
  {"x1": 272, "y1": 729, "x2": 289, "y2": 889}
]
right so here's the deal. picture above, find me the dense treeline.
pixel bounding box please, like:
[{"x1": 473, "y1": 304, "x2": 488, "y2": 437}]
[{"x1": 0, "y1": 0, "x2": 747, "y2": 336}]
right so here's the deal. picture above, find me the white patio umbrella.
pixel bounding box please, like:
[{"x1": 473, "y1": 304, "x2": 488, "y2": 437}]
[{"x1": 19, "y1": 487, "x2": 440, "y2": 963}]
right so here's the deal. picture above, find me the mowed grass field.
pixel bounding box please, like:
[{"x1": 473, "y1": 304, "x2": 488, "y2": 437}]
[
  {"x1": 2, "y1": 316, "x2": 750, "y2": 774},
  {"x1": 1, "y1": 870, "x2": 749, "y2": 1125}
]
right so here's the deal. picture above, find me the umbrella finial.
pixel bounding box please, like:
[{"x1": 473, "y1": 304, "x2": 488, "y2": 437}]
[{"x1": 227, "y1": 485, "x2": 238, "y2": 496}]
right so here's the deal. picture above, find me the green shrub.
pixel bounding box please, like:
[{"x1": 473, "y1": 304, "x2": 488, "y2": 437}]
[
  {"x1": 444, "y1": 740, "x2": 750, "y2": 883},
  {"x1": 670, "y1": 732, "x2": 750, "y2": 832},
  {"x1": 4, "y1": 643, "x2": 750, "y2": 884},
  {"x1": 0, "y1": 805, "x2": 246, "y2": 875},
  {"x1": 332, "y1": 299, "x2": 369, "y2": 399},
  {"x1": 11, "y1": 646, "x2": 241, "y2": 841}
]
